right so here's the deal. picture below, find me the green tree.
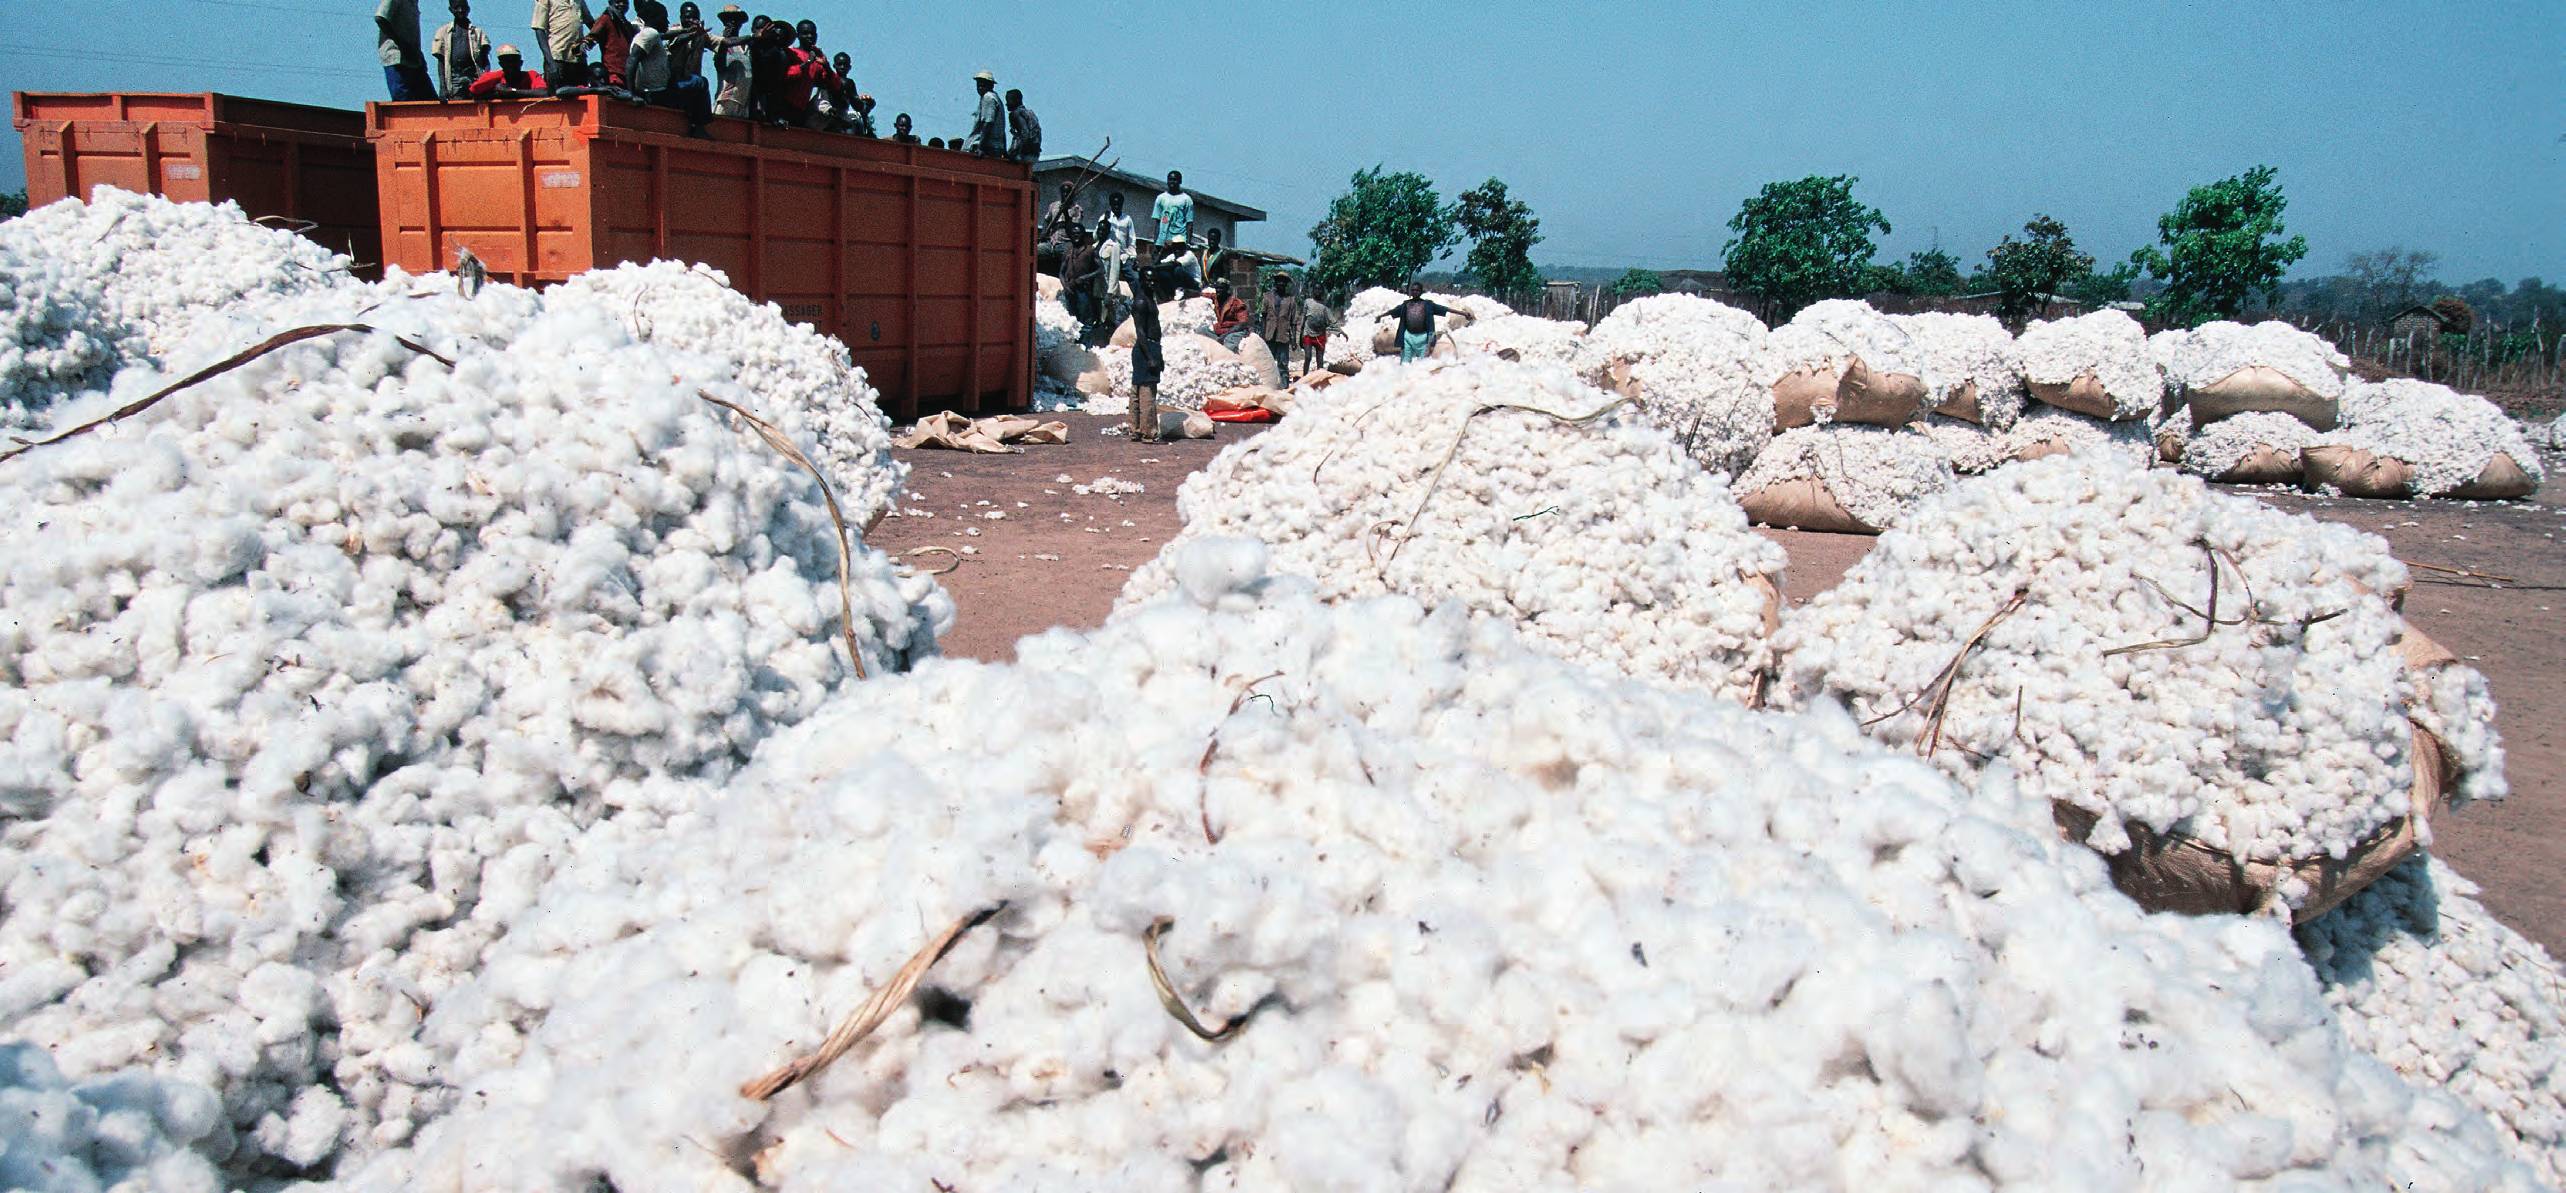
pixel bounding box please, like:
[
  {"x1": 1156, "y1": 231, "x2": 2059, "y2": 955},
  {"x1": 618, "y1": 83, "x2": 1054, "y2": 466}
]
[
  {"x1": 1901, "y1": 247, "x2": 1964, "y2": 296},
  {"x1": 2065, "y1": 261, "x2": 2140, "y2": 309},
  {"x1": 2130, "y1": 165, "x2": 2310, "y2": 327},
  {"x1": 1452, "y1": 178, "x2": 1544, "y2": 295},
  {"x1": 1612, "y1": 268, "x2": 1664, "y2": 297},
  {"x1": 0, "y1": 189, "x2": 26, "y2": 221},
  {"x1": 1306, "y1": 167, "x2": 1460, "y2": 295},
  {"x1": 1985, "y1": 215, "x2": 2094, "y2": 327},
  {"x1": 1721, "y1": 175, "x2": 1890, "y2": 320}
]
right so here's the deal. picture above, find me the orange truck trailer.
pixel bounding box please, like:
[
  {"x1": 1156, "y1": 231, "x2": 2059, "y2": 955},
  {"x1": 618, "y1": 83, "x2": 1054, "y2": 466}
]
[
  {"x1": 367, "y1": 95, "x2": 1034, "y2": 419},
  {"x1": 13, "y1": 92, "x2": 382, "y2": 270}
]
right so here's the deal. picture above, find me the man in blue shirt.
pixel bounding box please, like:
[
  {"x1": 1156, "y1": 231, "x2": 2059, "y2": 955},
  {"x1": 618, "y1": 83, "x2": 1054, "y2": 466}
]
[{"x1": 1152, "y1": 170, "x2": 1198, "y2": 289}]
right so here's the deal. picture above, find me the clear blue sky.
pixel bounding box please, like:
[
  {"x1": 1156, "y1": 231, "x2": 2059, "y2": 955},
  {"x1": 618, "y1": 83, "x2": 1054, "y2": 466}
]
[{"x1": 3, "y1": 1, "x2": 2558, "y2": 281}]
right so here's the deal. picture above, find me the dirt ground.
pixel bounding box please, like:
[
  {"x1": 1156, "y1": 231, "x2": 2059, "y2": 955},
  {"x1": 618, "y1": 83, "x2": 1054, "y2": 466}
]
[{"x1": 873, "y1": 417, "x2": 2563, "y2": 954}]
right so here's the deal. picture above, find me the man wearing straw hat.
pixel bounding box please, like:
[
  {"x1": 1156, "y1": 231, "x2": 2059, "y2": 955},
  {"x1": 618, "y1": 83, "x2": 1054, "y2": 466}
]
[{"x1": 967, "y1": 70, "x2": 1005, "y2": 157}]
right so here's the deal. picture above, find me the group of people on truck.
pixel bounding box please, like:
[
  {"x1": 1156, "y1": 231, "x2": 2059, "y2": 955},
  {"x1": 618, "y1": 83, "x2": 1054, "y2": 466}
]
[{"x1": 375, "y1": 0, "x2": 1042, "y2": 154}]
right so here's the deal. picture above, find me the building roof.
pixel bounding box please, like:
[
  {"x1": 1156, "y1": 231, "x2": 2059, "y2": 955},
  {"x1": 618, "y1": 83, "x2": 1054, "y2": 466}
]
[{"x1": 1031, "y1": 156, "x2": 1267, "y2": 222}]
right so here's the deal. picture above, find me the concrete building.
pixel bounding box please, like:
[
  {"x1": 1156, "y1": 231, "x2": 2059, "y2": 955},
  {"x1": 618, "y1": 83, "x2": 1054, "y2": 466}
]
[{"x1": 1031, "y1": 155, "x2": 1266, "y2": 249}]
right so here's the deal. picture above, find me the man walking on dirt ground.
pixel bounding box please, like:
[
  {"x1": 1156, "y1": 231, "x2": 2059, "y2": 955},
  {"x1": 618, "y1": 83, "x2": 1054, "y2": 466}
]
[
  {"x1": 1123, "y1": 241, "x2": 1179, "y2": 444},
  {"x1": 1388, "y1": 282, "x2": 1452, "y2": 363}
]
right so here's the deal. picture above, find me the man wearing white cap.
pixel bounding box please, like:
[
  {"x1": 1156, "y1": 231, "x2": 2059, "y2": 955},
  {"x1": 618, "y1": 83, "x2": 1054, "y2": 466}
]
[{"x1": 967, "y1": 70, "x2": 1005, "y2": 157}]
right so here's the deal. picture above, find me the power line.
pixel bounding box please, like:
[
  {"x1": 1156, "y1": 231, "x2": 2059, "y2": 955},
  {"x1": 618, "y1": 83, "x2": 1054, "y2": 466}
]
[{"x1": 0, "y1": 46, "x2": 378, "y2": 83}]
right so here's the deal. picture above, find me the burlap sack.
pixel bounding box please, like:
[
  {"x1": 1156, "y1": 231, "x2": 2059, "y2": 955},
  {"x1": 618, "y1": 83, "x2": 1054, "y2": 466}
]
[
  {"x1": 2188, "y1": 365, "x2": 2339, "y2": 431},
  {"x1": 2448, "y1": 453, "x2": 2538, "y2": 500},
  {"x1": 1158, "y1": 409, "x2": 1216, "y2": 440},
  {"x1": 1598, "y1": 358, "x2": 1644, "y2": 403},
  {"x1": 1371, "y1": 321, "x2": 1399, "y2": 356},
  {"x1": 1296, "y1": 370, "x2": 1348, "y2": 394},
  {"x1": 2011, "y1": 440, "x2": 2074, "y2": 464},
  {"x1": 1036, "y1": 274, "x2": 1063, "y2": 301},
  {"x1": 1833, "y1": 356, "x2": 1927, "y2": 426},
  {"x1": 2208, "y1": 446, "x2": 2302, "y2": 486},
  {"x1": 1235, "y1": 334, "x2": 1283, "y2": 388},
  {"x1": 1074, "y1": 365, "x2": 1116, "y2": 396},
  {"x1": 1110, "y1": 317, "x2": 1137, "y2": 349},
  {"x1": 2028, "y1": 372, "x2": 2128, "y2": 420},
  {"x1": 2156, "y1": 422, "x2": 2186, "y2": 465},
  {"x1": 1326, "y1": 358, "x2": 1364, "y2": 376},
  {"x1": 893, "y1": 411, "x2": 1070, "y2": 454},
  {"x1": 1175, "y1": 332, "x2": 1238, "y2": 365},
  {"x1": 2303, "y1": 447, "x2": 2537, "y2": 501},
  {"x1": 1042, "y1": 343, "x2": 1103, "y2": 387},
  {"x1": 1738, "y1": 478, "x2": 1880, "y2": 535},
  {"x1": 1935, "y1": 380, "x2": 1984, "y2": 425},
  {"x1": 2052, "y1": 619, "x2": 2459, "y2": 921},
  {"x1": 1772, "y1": 365, "x2": 1843, "y2": 430}
]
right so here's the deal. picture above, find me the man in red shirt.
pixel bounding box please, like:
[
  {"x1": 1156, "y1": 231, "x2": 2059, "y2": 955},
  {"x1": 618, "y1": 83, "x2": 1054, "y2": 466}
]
[
  {"x1": 585, "y1": 0, "x2": 636, "y2": 87},
  {"x1": 465, "y1": 44, "x2": 550, "y2": 97},
  {"x1": 1210, "y1": 280, "x2": 1252, "y2": 352}
]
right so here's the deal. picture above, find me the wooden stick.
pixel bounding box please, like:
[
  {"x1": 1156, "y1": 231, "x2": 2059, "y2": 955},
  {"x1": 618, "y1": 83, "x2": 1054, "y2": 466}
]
[
  {"x1": 739, "y1": 906, "x2": 1002, "y2": 1100},
  {"x1": 1143, "y1": 918, "x2": 1246, "y2": 1042},
  {"x1": 698, "y1": 392, "x2": 869, "y2": 680},
  {"x1": 3, "y1": 324, "x2": 449, "y2": 465}
]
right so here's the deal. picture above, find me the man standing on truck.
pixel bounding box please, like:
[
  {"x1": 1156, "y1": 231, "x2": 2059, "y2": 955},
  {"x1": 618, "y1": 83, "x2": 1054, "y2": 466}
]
[
  {"x1": 1097, "y1": 191, "x2": 1136, "y2": 324},
  {"x1": 1005, "y1": 89, "x2": 1041, "y2": 162},
  {"x1": 625, "y1": 1, "x2": 711, "y2": 135},
  {"x1": 890, "y1": 112, "x2": 919, "y2": 144},
  {"x1": 530, "y1": 0, "x2": 591, "y2": 86},
  {"x1": 967, "y1": 71, "x2": 1005, "y2": 156},
  {"x1": 706, "y1": 5, "x2": 752, "y2": 116},
  {"x1": 1153, "y1": 171, "x2": 1197, "y2": 291},
  {"x1": 430, "y1": 0, "x2": 492, "y2": 99},
  {"x1": 378, "y1": 0, "x2": 436, "y2": 100},
  {"x1": 586, "y1": 0, "x2": 637, "y2": 88},
  {"x1": 669, "y1": 1, "x2": 708, "y2": 83}
]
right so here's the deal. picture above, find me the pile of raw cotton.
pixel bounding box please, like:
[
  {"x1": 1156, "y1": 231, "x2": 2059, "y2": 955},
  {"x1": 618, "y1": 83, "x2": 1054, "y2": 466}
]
[
  {"x1": 2016, "y1": 308, "x2": 2164, "y2": 421},
  {"x1": 2299, "y1": 858, "x2": 2566, "y2": 1184},
  {"x1": 1447, "y1": 312, "x2": 1586, "y2": 366},
  {"x1": 0, "y1": 1042, "x2": 228, "y2": 1191},
  {"x1": 0, "y1": 214, "x2": 949, "y2": 1175},
  {"x1": 1117, "y1": 358, "x2": 1785, "y2": 701},
  {"x1": 2178, "y1": 410, "x2": 2322, "y2": 484},
  {"x1": 2307, "y1": 379, "x2": 2545, "y2": 499},
  {"x1": 1735, "y1": 424, "x2": 1955, "y2": 533},
  {"x1": 0, "y1": 188, "x2": 351, "y2": 431},
  {"x1": 1916, "y1": 410, "x2": 2157, "y2": 477},
  {"x1": 1087, "y1": 334, "x2": 1263, "y2": 412},
  {"x1": 1893, "y1": 311, "x2": 2025, "y2": 427},
  {"x1": 1774, "y1": 454, "x2": 2504, "y2": 913},
  {"x1": 553, "y1": 261, "x2": 909, "y2": 526},
  {"x1": 1570, "y1": 293, "x2": 1772, "y2": 475},
  {"x1": 336, "y1": 540, "x2": 2538, "y2": 1190},
  {"x1": 2155, "y1": 320, "x2": 2350, "y2": 427},
  {"x1": 1111, "y1": 295, "x2": 1216, "y2": 346},
  {"x1": 1759, "y1": 299, "x2": 1934, "y2": 428}
]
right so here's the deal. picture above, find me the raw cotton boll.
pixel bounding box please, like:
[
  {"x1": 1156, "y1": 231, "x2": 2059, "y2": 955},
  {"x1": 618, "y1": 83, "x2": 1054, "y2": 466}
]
[
  {"x1": 552, "y1": 261, "x2": 908, "y2": 529},
  {"x1": 1321, "y1": 331, "x2": 1370, "y2": 371},
  {"x1": 1736, "y1": 424, "x2": 1956, "y2": 533},
  {"x1": 2299, "y1": 857, "x2": 2566, "y2": 1185},
  {"x1": 2016, "y1": 308, "x2": 2164, "y2": 420},
  {"x1": 0, "y1": 187, "x2": 352, "y2": 431},
  {"x1": 2312, "y1": 380, "x2": 2545, "y2": 498},
  {"x1": 2160, "y1": 320, "x2": 2350, "y2": 401},
  {"x1": 1447, "y1": 314, "x2": 1587, "y2": 366},
  {"x1": 1892, "y1": 311, "x2": 2027, "y2": 429},
  {"x1": 1570, "y1": 293, "x2": 1772, "y2": 475},
  {"x1": 1774, "y1": 453, "x2": 2498, "y2": 910},
  {"x1": 1915, "y1": 415, "x2": 2010, "y2": 475},
  {"x1": 2180, "y1": 411, "x2": 2320, "y2": 483},
  {"x1": 1097, "y1": 334, "x2": 1262, "y2": 411},
  {"x1": 0, "y1": 1044, "x2": 229, "y2": 1193},
  {"x1": 0, "y1": 231, "x2": 949, "y2": 1177},
  {"x1": 1116, "y1": 357, "x2": 1785, "y2": 702},
  {"x1": 1759, "y1": 300, "x2": 1938, "y2": 427},
  {"x1": 340, "y1": 544, "x2": 2528, "y2": 1191},
  {"x1": 2001, "y1": 408, "x2": 2158, "y2": 468}
]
